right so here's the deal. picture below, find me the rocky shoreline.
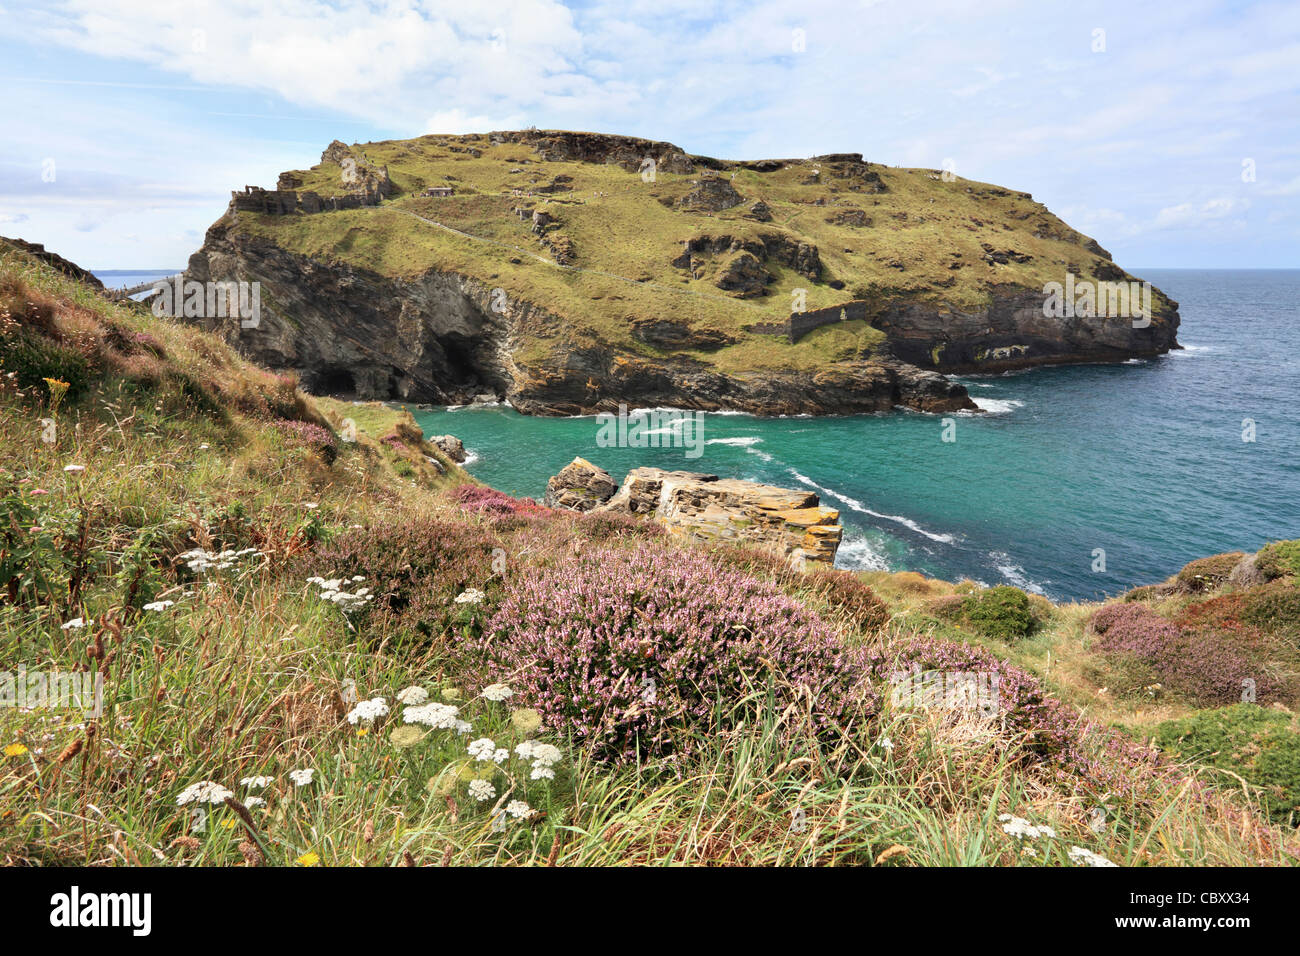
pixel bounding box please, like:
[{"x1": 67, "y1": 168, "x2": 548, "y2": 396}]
[{"x1": 543, "y1": 457, "x2": 843, "y2": 568}]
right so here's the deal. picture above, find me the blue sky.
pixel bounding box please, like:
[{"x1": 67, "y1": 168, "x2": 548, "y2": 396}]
[{"x1": 0, "y1": 0, "x2": 1296, "y2": 269}]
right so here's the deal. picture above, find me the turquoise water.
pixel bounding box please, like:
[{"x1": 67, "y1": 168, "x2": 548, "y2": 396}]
[{"x1": 412, "y1": 270, "x2": 1300, "y2": 601}]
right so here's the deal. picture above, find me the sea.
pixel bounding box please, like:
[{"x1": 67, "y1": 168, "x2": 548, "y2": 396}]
[
  {"x1": 408, "y1": 269, "x2": 1300, "y2": 602},
  {"x1": 96, "y1": 267, "x2": 1298, "y2": 602}
]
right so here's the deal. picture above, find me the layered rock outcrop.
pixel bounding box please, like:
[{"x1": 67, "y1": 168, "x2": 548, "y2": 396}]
[{"x1": 545, "y1": 458, "x2": 842, "y2": 567}]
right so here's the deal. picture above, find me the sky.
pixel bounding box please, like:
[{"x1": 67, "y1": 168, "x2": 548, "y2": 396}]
[{"x1": 0, "y1": 0, "x2": 1296, "y2": 270}]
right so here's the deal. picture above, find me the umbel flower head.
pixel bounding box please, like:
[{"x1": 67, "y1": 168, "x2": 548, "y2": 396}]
[
  {"x1": 396, "y1": 686, "x2": 429, "y2": 705},
  {"x1": 289, "y1": 768, "x2": 316, "y2": 787},
  {"x1": 402, "y1": 701, "x2": 463, "y2": 730},
  {"x1": 176, "y1": 780, "x2": 233, "y2": 806},
  {"x1": 998, "y1": 814, "x2": 1056, "y2": 840},
  {"x1": 346, "y1": 697, "x2": 390, "y2": 724}
]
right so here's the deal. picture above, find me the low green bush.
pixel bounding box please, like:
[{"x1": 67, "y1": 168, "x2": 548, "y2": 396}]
[
  {"x1": 962, "y1": 585, "x2": 1038, "y2": 641},
  {"x1": 1239, "y1": 581, "x2": 1300, "y2": 639},
  {"x1": 1175, "y1": 552, "x2": 1244, "y2": 593},
  {"x1": 1257, "y1": 540, "x2": 1300, "y2": 581},
  {"x1": 1155, "y1": 704, "x2": 1300, "y2": 827}
]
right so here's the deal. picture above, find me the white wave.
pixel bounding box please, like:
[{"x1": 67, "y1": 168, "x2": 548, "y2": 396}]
[
  {"x1": 835, "y1": 535, "x2": 891, "y2": 572},
  {"x1": 705, "y1": 436, "x2": 761, "y2": 446},
  {"x1": 988, "y1": 552, "x2": 1047, "y2": 595},
  {"x1": 971, "y1": 397, "x2": 1025, "y2": 415},
  {"x1": 787, "y1": 470, "x2": 957, "y2": 544},
  {"x1": 460, "y1": 450, "x2": 481, "y2": 467}
]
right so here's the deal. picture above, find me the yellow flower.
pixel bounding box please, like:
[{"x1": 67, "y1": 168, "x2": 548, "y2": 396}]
[
  {"x1": 220, "y1": 818, "x2": 237, "y2": 830},
  {"x1": 296, "y1": 851, "x2": 320, "y2": 867},
  {"x1": 43, "y1": 378, "x2": 70, "y2": 414},
  {"x1": 3, "y1": 743, "x2": 28, "y2": 757},
  {"x1": 356, "y1": 727, "x2": 369, "y2": 737}
]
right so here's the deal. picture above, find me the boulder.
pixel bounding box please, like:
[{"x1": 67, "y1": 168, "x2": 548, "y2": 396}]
[
  {"x1": 714, "y1": 250, "x2": 770, "y2": 298},
  {"x1": 543, "y1": 457, "x2": 618, "y2": 511},
  {"x1": 746, "y1": 200, "x2": 773, "y2": 222},
  {"x1": 678, "y1": 176, "x2": 743, "y2": 212},
  {"x1": 594, "y1": 466, "x2": 842, "y2": 567},
  {"x1": 1229, "y1": 552, "x2": 1268, "y2": 588},
  {"x1": 431, "y1": 434, "x2": 467, "y2": 462}
]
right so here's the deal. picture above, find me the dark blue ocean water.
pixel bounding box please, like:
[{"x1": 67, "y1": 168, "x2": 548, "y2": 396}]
[
  {"x1": 411, "y1": 270, "x2": 1300, "y2": 601},
  {"x1": 91, "y1": 269, "x2": 179, "y2": 301}
]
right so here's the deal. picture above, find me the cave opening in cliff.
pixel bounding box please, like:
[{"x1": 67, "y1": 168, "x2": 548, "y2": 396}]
[
  {"x1": 312, "y1": 366, "x2": 357, "y2": 397},
  {"x1": 437, "y1": 332, "x2": 506, "y2": 400}
]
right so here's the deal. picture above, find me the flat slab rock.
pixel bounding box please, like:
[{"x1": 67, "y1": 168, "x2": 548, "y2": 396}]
[{"x1": 545, "y1": 457, "x2": 841, "y2": 567}]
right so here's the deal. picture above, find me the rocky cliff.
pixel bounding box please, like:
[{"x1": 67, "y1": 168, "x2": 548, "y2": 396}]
[{"x1": 181, "y1": 131, "x2": 1180, "y2": 415}]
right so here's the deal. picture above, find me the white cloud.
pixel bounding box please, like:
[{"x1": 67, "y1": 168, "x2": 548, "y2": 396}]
[{"x1": 1152, "y1": 197, "x2": 1249, "y2": 230}]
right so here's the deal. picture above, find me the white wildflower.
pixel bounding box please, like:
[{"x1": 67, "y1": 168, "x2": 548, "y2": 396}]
[
  {"x1": 402, "y1": 702, "x2": 461, "y2": 730},
  {"x1": 454, "y1": 588, "x2": 485, "y2": 605},
  {"x1": 530, "y1": 766, "x2": 556, "y2": 781},
  {"x1": 998, "y1": 814, "x2": 1056, "y2": 841},
  {"x1": 63, "y1": 464, "x2": 85, "y2": 473},
  {"x1": 1068, "y1": 846, "x2": 1118, "y2": 867},
  {"x1": 505, "y1": 800, "x2": 533, "y2": 819},
  {"x1": 467, "y1": 737, "x2": 498, "y2": 762},
  {"x1": 468, "y1": 779, "x2": 496, "y2": 802},
  {"x1": 289, "y1": 768, "x2": 315, "y2": 787},
  {"x1": 396, "y1": 686, "x2": 428, "y2": 705},
  {"x1": 176, "y1": 780, "x2": 233, "y2": 806},
  {"x1": 241, "y1": 775, "x2": 273, "y2": 790},
  {"x1": 515, "y1": 740, "x2": 536, "y2": 759},
  {"x1": 482, "y1": 682, "x2": 513, "y2": 701},
  {"x1": 346, "y1": 697, "x2": 389, "y2": 725},
  {"x1": 60, "y1": 617, "x2": 91, "y2": 631},
  {"x1": 142, "y1": 600, "x2": 175, "y2": 612},
  {"x1": 877, "y1": 736, "x2": 894, "y2": 752},
  {"x1": 492, "y1": 748, "x2": 509, "y2": 764},
  {"x1": 245, "y1": 796, "x2": 266, "y2": 809}
]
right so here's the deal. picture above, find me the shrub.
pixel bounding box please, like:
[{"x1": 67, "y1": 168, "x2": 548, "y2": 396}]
[
  {"x1": 707, "y1": 543, "x2": 890, "y2": 636},
  {"x1": 575, "y1": 509, "x2": 665, "y2": 542},
  {"x1": 272, "y1": 419, "x2": 338, "y2": 464},
  {"x1": 864, "y1": 635, "x2": 1163, "y2": 799},
  {"x1": 1155, "y1": 705, "x2": 1300, "y2": 826},
  {"x1": 1175, "y1": 592, "x2": 1248, "y2": 634},
  {"x1": 300, "y1": 517, "x2": 497, "y2": 648},
  {"x1": 449, "y1": 484, "x2": 548, "y2": 518},
  {"x1": 1089, "y1": 604, "x2": 1278, "y2": 705},
  {"x1": 1175, "y1": 552, "x2": 1244, "y2": 593},
  {"x1": 1239, "y1": 581, "x2": 1300, "y2": 639},
  {"x1": 0, "y1": 326, "x2": 92, "y2": 400},
  {"x1": 962, "y1": 585, "x2": 1038, "y2": 641},
  {"x1": 1257, "y1": 541, "x2": 1300, "y2": 581},
  {"x1": 481, "y1": 545, "x2": 879, "y2": 764},
  {"x1": 803, "y1": 567, "x2": 891, "y2": 636}
]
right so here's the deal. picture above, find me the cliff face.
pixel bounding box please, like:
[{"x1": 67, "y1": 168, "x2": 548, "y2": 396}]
[
  {"x1": 186, "y1": 221, "x2": 974, "y2": 415},
  {"x1": 181, "y1": 131, "x2": 1180, "y2": 415}
]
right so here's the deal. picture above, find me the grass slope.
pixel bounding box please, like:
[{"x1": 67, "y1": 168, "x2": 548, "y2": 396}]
[{"x1": 1, "y1": 244, "x2": 1295, "y2": 867}]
